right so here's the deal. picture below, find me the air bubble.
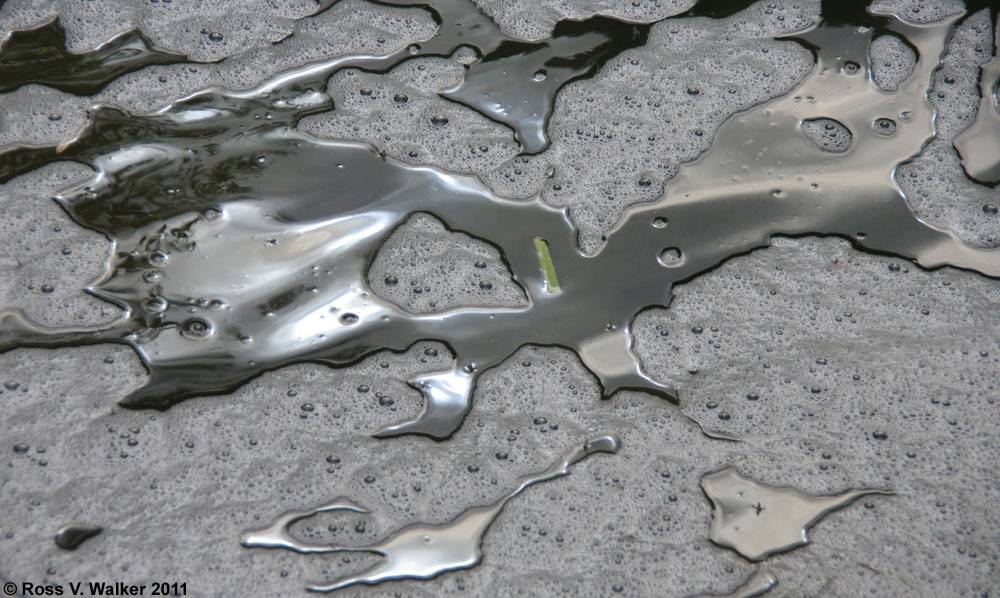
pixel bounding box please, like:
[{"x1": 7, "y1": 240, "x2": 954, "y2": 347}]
[
  {"x1": 873, "y1": 118, "x2": 897, "y2": 136},
  {"x1": 144, "y1": 297, "x2": 168, "y2": 312},
  {"x1": 657, "y1": 247, "x2": 683, "y2": 267},
  {"x1": 148, "y1": 251, "x2": 168, "y2": 266},
  {"x1": 181, "y1": 319, "x2": 211, "y2": 339}
]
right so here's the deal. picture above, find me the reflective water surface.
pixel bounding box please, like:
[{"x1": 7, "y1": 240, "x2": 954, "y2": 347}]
[
  {"x1": 242, "y1": 435, "x2": 618, "y2": 591},
  {"x1": 1, "y1": 1, "x2": 994, "y2": 441},
  {"x1": 0, "y1": 0, "x2": 997, "y2": 594},
  {"x1": 701, "y1": 467, "x2": 892, "y2": 561}
]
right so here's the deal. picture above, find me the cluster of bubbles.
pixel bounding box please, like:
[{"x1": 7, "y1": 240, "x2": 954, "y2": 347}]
[
  {"x1": 895, "y1": 9, "x2": 1000, "y2": 249},
  {"x1": 870, "y1": 0, "x2": 965, "y2": 24},
  {"x1": 366, "y1": 213, "x2": 528, "y2": 313},
  {"x1": 633, "y1": 235, "x2": 999, "y2": 463},
  {"x1": 869, "y1": 33, "x2": 917, "y2": 92},
  {"x1": 801, "y1": 118, "x2": 853, "y2": 153},
  {"x1": 0, "y1": 162, "x2": 123, "y2": 327}
]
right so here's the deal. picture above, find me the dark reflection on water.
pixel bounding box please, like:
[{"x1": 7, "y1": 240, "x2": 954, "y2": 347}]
[
  {"x1": 0, "y1": 1, "x2": 996, "y2": 442},
  {"x1": 0, "y1": 17, "x2": 196, "y2": 95}
]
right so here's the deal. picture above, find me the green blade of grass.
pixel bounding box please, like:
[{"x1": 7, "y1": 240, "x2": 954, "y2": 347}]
[{"x1": 533, "y1": 237, "x2": 560, "y2": 293}]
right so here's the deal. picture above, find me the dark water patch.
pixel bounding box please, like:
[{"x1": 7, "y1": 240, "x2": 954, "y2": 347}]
[
  {"x1": 0, "y1": 18, "x2": 197, "y2": 95},
  {"x1": 1, "y1": 3, "x2": 997, "y2": 443},
  {"x1": 816, "y1": 0, "x2": 880, "y2": 27},
  {"x1": 0, "y1": 117, "x2": 677, "y2": 438},
  {"x1": 54, "y1": 524, "x2": 102, "y2": 550},
  {"x1": 681, "y1": 0, "x2": 759, "y2": 19},
  {"x1": 0, "y1": 2, "x2": 654, "y2": 170}
]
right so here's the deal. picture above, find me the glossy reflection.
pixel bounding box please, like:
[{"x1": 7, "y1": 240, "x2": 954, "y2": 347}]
[
  {"x1": 701, "y1": 467, "x2": 892, "y2": 561},
  {"x1": 241, "y1": 435, "x2": 619, "y2": 592},
  {"x1": 54, "y1": 524, "x2": 103, "y2": 550},
  {"x1": 0, "y1": 18, "x2": 194, "y2": 95},
  {"x1": 441, "y1": 15, "x2": 650, "y2": 153},
  {"x1": 1, "y1": 3, "x2": 996, "y2": 442},
  {"x1": 688, "y1": 569, "x2": 777, "y2": 598}
]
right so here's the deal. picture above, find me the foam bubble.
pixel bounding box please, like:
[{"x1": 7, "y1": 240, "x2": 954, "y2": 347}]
[
  {"x1": 869, "y1": 0, "x2": 964, "y2": 24},
  {"x1": 802, "y1": 118, "x2": 852, "y2": 153},
  {"x1": 367, "y1": 213, "x2": 528, "y2": 313}
]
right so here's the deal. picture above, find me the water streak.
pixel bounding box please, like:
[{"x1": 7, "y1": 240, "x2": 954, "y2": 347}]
[
  {"x1": 241, "y1": 435, "x2": 619, "y2": 592},
  {"x1": 700, "y1": 467, "x2": 892, "y2": 561},
  {"x1": 688, "y1": 569, "x2": 777, "y2": 598}
]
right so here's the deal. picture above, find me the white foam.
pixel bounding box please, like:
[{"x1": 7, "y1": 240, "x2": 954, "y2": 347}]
[
  {"x1": 870, "y1": 33, "x2": 916, "y2": 92},
  {"x1": 898, "y1": 10, "x2": 1000, "y2": 249},
  {"x1": 366, "y1": 213, "x2": 528, "y2": 313}
]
